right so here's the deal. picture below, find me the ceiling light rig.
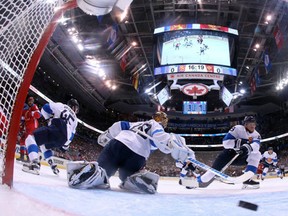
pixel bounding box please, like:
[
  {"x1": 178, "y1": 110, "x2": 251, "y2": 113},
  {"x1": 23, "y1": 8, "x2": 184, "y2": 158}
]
[
  {"x1": 67, "y1": 26, "x2": 84, "y2": 51},
  {"x1": 276, "y1": 77, "x2": 288, "y2": 91}
]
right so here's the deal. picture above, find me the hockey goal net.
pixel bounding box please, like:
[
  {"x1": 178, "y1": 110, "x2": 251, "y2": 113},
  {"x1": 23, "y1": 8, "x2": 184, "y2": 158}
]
[{"x1": 0, "y1": 0, "x2": 77, "y2": 187}]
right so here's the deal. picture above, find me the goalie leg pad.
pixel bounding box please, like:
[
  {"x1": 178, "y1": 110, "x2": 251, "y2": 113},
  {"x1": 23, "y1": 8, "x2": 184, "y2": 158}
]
[
  {"x1": 121, "y1": 171, "x2": 160, "y2": 194},
  {"x1": 67, "y1": 161, "x2": 110, "y2": 189}
]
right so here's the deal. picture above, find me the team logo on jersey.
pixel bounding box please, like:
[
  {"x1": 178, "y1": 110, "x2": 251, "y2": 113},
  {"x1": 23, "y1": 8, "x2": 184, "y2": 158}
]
[
  {"x1": 248, "y1": 137, "x2": 253, "y2": 143},
  {"x1": 181, "y1": 83, "x2": 209, "y2": 96}
]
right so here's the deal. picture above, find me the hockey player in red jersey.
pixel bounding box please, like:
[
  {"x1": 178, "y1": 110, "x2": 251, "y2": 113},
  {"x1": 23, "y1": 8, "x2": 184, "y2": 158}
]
[
  {"x1": 0, "y1": 107, "x2": 8, "y2": 150},
  {"x1": 17, "y1": 96, "x2": 41, "y2": 162},
  {"x1": 256, "y1": 162, "x2": 264, "y2": 180}
]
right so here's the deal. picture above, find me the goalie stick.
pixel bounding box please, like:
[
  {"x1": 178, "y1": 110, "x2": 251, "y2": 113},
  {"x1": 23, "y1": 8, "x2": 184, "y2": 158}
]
[
  {"x1": 184, "y1": 157, "x2": 254, "y2": 184},
  {"x1": 132, "y1": 128, "x2": 253, "y2": 184}
]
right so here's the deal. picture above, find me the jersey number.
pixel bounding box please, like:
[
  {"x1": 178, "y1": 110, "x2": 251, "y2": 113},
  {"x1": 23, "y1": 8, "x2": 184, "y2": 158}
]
[
  {"x1": 60, "y1": 110, "x2": 75, "y2": 125},
  {"x1": 131, "y1": 123, "x2": 152, "y2": 140}
]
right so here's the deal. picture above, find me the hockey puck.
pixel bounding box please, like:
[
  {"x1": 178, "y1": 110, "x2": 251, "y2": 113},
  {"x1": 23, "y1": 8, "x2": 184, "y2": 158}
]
[{"x1": 238, "y1": 200, "x2": 258, "y2": 211}]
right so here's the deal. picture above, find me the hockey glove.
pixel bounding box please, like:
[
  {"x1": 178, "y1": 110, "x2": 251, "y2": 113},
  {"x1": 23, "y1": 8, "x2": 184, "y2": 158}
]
[
  {"x1": 236, "y1": 144, "x2": 253, "y2": 156},
  {"x1": 176, "y1": 160, "x2": 196, "y2": 172},
  {"x1": 234, "y1": 139, "x2": 250, "y2": 149}
]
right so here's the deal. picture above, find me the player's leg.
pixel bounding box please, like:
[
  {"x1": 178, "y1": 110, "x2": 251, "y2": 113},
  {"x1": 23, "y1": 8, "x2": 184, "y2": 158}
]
[
  {"x1": 242, "y1": 151, "x2": 261, "y2": 189},
  {"x1": 274, "y1": 167, "x2": 282, "y2": 178},
  {"x1": 17, "y1": 134, "x2": 26, "y2": 162},
  {"x1": 117, "y1": 148, "x2": 151, "y2": 193},
  {"x1": 261, "y1": 163, "x2": 269, "y2": 180},
  {"x1": 39, "y1": 145, "x2": 59, "y2": 175},
  {"x1": 97, "y1": 139, "x2": 124, "y2": 178},
  {"x1": 35, "y1": 124, "x2": 67, "y2": 175},
  {"x1": 23, "y1": 132, "x2": 42, "y2": 174}
]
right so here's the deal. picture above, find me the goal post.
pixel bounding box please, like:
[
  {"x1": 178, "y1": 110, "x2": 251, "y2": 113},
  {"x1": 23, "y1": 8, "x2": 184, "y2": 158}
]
[{"x1": 0, "y1": 0, "x2": 77, "y2": 187}]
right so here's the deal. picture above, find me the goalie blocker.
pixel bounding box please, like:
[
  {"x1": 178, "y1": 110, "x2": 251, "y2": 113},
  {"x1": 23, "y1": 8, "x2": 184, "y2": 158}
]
[{"x1": 67, "y1": 161, "x2": 160, "y2": 194}]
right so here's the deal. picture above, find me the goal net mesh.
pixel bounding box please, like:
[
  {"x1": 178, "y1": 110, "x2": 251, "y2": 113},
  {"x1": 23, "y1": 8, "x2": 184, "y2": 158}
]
[{"x1": 0, "y1": 0, "x2": 72, "y2": 185}]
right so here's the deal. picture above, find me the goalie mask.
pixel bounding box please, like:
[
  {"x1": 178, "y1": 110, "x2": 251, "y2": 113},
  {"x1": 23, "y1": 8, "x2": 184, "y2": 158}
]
[
  {"x1": 67, "y1": 99, "x2": 79, "y2": 114},
  {"x1": 152, "y1": 111, "x2": 168, "y2": 128}
]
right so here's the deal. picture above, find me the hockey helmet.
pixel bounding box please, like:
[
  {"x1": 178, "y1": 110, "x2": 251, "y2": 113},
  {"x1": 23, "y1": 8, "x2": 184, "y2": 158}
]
[
  {"x1": 152, "y1": 111, "x2": 168, "y2": 128},
  {"x1": 243, "y1": 116, "x2": 256, "y2": 124},
  {"x1": 268, "y1": 147, "x2": 273, "y2": 151},
  {"x1": 67, "y1": 99, "x2": 79, "y2": 114}
]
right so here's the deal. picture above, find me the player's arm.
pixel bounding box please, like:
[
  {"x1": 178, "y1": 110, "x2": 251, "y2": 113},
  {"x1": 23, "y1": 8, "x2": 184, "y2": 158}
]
[
  {"x1": 97, "y1": 121, "x2": 130, "y2": 146},
  {"x1": 41, "y1": 103, "x2": 54, "y2": 120},
  {"x1": 167, "y1": 133, "x2": 195, "y2": 163},
  {"x1": 151, "y1": 130, "x2": 195, "y2": 162},
  {"x1": 25, "y1": 104, "x2": 41, "y2": 120},
  {"x1": 249, "y1": 135, "x2": 261, "y2": 152},
  {"x1": 222, "y1": 126, "x2": 240, "y2": 149}
]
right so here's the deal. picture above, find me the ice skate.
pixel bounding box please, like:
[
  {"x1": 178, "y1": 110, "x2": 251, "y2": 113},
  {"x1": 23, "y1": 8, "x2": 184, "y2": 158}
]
[
  {"x1": 47, "y1": 159, "x2": 59, "y2": 175},
  {"x1": 22, "y1": 160, "x2": 41, "y2": 175},
  {"x1": 242, "y1": 179, "x2": 260, "y2": 189}
]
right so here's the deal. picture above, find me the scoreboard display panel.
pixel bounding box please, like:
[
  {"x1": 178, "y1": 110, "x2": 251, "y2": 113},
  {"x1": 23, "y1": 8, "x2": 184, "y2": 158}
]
[{"x1": 183, "y1": 101, "x2": 207, "y2": 114}]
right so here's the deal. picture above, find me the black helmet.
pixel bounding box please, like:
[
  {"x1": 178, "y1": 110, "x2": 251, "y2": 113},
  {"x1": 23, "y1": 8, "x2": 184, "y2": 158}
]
[
  {"x1": 67, "y1": 99, "x2": 79, "y2": 114},
  {"x1": 243, "y1": 116, "x2": 256, "y2": 124},
  {"x1": 268, "y1": 147, "x2": 273, "y2": 151}
]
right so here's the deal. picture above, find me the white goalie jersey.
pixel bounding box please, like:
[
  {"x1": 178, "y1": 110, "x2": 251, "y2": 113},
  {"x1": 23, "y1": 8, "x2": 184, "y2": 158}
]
[{"x1": 97, "y1": 120, "x2": 194, "y2": 162}]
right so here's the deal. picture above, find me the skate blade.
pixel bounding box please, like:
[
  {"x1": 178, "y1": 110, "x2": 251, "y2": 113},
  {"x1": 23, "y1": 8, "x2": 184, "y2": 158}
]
[
  {"x1": 22, "y1": 167, "x2": 40, "y2": 175},
  {"x1": 242, "y1": 185, "x2": 260, "y2": 190},
  {"x1": 52, "y1": 170, "x2": 60, "y2": 175}
]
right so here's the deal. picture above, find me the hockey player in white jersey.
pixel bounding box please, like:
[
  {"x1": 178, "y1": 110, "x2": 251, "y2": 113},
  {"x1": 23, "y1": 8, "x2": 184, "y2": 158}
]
[
  {"x1": 181, "y1": 116, "x2": 262, "y2": 189},
  {"x1": 67, "y1": 111, "x2": 195, "y2": 194},
  {"x1": 23, "y1": 99, "x2": 79, "y2": 175},
  {"x1": 261, "y1": 147, "x2": 282, "y2": 180}
]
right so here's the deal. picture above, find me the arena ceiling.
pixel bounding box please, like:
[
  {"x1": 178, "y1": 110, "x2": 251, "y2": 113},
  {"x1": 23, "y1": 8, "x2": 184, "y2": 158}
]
[{"x1": 36, "y1": 0, "x2": 288, "y2": 117}]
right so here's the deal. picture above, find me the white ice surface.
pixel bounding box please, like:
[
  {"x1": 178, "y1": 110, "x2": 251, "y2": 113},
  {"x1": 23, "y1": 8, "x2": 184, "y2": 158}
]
[{"x1": 1, "y1": 161, "x2": 288, "y2": 216}]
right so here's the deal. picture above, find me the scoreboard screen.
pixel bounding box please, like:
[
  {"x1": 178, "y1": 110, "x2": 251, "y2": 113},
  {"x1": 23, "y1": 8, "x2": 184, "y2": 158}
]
[{"x1": 183, "y1": 101, "x2": 207, "y2": 114}]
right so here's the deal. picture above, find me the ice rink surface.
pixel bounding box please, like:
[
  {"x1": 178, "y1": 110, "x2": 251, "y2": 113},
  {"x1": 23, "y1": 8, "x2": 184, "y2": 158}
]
[{"x1": 1, "y1": 161, "x2": 287, "y2": 216}]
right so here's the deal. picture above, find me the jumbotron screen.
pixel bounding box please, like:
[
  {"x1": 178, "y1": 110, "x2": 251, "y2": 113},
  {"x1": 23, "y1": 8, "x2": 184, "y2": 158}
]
[
  {"x1": 153, "y1": 24, "x2": 238, "y2": 71},
  {"x1": 161, "y1": 33, "x2": 230, "y2": 66}
]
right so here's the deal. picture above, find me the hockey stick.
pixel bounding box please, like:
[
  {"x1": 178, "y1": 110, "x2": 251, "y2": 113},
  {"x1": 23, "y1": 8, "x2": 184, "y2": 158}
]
[
  {"x1": 132, "y1": 128, "x2": 253, "y2": 184},
  {"x1": 221, "y1": 153, "x2": 240, "y2": 172},
  {"x1": 214, "y1": 153, "x2": 240, "y2": 184}
]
